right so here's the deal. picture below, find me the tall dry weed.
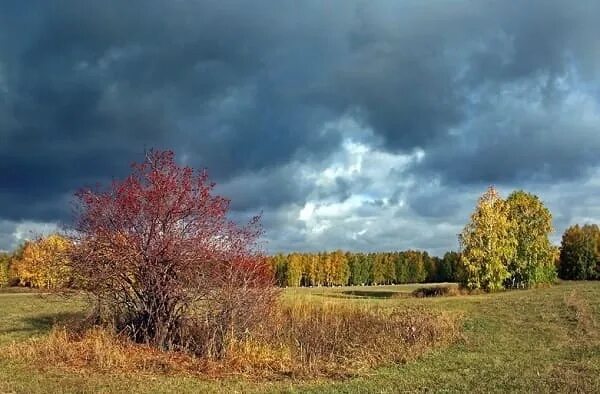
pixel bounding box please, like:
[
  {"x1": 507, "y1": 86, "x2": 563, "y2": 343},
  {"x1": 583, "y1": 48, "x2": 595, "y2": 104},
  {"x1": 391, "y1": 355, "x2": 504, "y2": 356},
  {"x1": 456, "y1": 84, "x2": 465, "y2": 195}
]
[{"x1": 6, "y1": 303, "x2": 461, "y2": 379}]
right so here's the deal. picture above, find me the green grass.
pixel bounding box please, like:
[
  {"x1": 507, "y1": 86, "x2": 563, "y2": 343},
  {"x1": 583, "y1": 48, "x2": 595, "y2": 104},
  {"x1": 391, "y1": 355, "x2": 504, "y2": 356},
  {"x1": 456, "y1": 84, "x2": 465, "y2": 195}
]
[{"x1": 1, "y1": 281, "x2": 599, "y2": 393}]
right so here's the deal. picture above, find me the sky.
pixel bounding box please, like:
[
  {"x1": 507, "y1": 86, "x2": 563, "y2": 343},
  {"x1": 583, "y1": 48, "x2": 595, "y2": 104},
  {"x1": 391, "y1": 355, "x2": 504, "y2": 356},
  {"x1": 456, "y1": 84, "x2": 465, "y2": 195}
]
[{"x1": 1, "y1": 0, "x2": 600, "y2": 255}]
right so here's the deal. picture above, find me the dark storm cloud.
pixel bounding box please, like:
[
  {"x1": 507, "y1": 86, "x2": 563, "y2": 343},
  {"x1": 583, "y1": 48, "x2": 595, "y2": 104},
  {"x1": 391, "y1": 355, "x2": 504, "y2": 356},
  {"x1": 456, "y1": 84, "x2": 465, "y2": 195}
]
[
  {"x1": 415, "y1": 80, "x2": 600, "y2": 185},
  {"x1": 1, "y1": 0, "x2": 600, "y2": 251},
  {"x1": 215, "y1": 164, "x2": 314, "y2": 212},
  {"x1": 0, "y1": 0, "x2": 346, "y2": 221},
  {"x1": 320, "y1": 0, "x2": 600, "y2": 183},
  {"x1": 408, "y1": 189, "x2": 463, "y2": 219}
]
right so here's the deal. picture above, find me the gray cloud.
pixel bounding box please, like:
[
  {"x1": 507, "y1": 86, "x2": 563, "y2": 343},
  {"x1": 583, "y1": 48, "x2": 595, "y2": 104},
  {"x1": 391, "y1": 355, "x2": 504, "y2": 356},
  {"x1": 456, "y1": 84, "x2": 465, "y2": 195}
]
[{"x1": 1, "y1": 0, "x2": 600, "y2": 253}]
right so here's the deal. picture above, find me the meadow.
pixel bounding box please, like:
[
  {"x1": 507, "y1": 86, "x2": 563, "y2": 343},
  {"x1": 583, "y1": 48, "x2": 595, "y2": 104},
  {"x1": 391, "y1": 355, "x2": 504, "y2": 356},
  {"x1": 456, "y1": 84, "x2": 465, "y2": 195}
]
[{"x1": 1, "y1": 281, "x2": 599, "y2": 393}]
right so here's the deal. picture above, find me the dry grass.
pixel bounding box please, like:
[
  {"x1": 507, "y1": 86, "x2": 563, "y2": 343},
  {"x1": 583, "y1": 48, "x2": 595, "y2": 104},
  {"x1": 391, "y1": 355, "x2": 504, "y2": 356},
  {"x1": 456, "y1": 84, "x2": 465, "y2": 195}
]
[
  {"x1": 270, "y1": 303, "x2": 461, "y2": 376},
  {"x1": 544, "y1": 289, "x2": 600, "y2": 392},
  {"x1": 564, "y1": 290, "x2": 596, "y2": 334},
  {"x1": 6, "y1": 302, "x2": 461, "y2": 380},
  {"x1": 5, "y1": 327, "x2": 206, "y2": 376},
  {"x1": 3, "y1": 283, "x2": 600, "y2": 392}
]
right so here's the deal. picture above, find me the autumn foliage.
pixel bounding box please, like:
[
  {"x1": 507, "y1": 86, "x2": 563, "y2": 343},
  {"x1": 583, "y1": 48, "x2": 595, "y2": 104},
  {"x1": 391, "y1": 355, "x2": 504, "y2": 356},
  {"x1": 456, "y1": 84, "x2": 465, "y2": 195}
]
[
  {"x1": 7, "y1": 234, "x2": 72, "y2": 289},
  {"x1": 70, "y1": 149, "x2": 277, "y2": 355},
  {"x1": 459, "y1": 187, "x2": 556, "y2": 291},
  {"x1": 269, "y1": 250, "x2": 460, "y2": 287},
  {"x1": 559, "y1": 224, "x2": 600, "y2": 280}
]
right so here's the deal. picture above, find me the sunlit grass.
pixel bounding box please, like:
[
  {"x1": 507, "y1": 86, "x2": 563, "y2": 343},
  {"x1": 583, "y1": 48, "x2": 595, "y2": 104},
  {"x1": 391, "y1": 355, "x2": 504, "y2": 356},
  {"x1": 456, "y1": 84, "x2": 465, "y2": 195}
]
[{"x1": 1, "y1": 281, "x2": 599, "y2": 393}]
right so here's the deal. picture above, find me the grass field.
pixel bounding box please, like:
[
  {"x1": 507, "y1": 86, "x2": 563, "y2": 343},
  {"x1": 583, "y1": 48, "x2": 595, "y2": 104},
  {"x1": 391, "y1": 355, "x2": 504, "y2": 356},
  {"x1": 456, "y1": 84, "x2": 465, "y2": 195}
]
[{"x1": 1, "y1": 281, "x2": 599, "y2": 393}]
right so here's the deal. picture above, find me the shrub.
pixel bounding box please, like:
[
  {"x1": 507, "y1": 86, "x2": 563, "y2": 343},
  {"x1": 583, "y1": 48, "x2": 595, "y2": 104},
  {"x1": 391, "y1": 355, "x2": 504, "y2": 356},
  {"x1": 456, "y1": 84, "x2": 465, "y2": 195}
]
[
  {"x1": 412, "y1": 285, "x2": 461, "y2": 298},
  {"x1": 69, "y1": 150, "x2": 278, "y2": 356}
]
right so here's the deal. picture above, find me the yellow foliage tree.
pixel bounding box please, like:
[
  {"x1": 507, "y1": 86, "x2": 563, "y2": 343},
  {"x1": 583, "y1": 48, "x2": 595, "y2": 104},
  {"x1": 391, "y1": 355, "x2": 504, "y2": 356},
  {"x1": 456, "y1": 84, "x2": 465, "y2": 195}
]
[
  {"x1": 0, "y1": 253, "x2": 10, "y2": 286},
  {"x1": 10, "y1": 234, "x2": 72, "y2": 289},
  {"x1": 459, "y1": 187, "x2": 517, "y2": 291}
]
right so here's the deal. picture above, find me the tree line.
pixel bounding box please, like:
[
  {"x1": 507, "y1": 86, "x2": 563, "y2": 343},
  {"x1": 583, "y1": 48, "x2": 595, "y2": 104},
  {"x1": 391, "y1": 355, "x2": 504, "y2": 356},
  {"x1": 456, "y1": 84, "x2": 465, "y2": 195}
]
[
  {"x1": 1, "y1": 236, "x2": 463, "y2": 289},
  {"x1": 268, "y1": 250, "x2": 462, "y2": 287}
]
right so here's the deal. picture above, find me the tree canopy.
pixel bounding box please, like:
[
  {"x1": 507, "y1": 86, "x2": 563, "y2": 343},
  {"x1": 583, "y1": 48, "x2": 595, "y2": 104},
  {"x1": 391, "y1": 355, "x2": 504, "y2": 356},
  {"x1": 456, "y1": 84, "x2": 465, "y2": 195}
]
[
  {"x1": 8, "y1": 234, "x2": 72, "y2": 289},
  {"x1": 559, "y1": 224, "x2": 600, "y2": 280},
  {"x1": 459, "y1": 187, "x2": 556, "y2": 291},
  {"x1": 505, "y1": 191, "x2": 556, "y2": 288},
  {"x1": 70, "y1": 149, "x2": 277, "y2": 355}
]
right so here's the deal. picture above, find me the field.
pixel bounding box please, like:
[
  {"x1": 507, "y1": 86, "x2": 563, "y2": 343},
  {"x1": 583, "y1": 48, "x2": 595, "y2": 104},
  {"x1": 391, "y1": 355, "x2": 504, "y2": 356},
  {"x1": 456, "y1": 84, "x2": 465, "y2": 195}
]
[{"x1": 1, "y1": 281, "x2": 599, "y2": 393}]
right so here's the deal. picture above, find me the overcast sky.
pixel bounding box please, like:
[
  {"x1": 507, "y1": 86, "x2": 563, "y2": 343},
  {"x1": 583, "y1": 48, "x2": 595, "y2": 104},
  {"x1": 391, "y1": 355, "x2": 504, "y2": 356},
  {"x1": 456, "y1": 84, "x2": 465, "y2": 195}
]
[{"x1": 2, "y1": 0, "x2": 600, "y2": 255}]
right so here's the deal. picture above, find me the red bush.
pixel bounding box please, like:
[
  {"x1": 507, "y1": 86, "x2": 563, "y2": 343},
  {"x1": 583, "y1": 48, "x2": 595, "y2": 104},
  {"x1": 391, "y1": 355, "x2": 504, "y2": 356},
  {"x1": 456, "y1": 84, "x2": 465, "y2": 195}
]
[{"x1": 70, "y1": 149, "x2": 278, "y2": 355}]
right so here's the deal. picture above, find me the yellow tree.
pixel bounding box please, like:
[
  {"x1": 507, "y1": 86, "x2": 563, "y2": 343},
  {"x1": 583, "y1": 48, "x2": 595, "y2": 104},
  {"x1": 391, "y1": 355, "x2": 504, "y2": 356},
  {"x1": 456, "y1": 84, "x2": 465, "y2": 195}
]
[
  {"x1": 459, "y1": 187, "x2": 516, "y2": 291},
  {"x1": 0, "y1": 253, "x2": 10, "y2": 286},
  {"x1": 371, "y1": 253, "x2": 385, "y2": 285},
  {"x1": 383, "y1": 253, "x2": 396, "y2": 284},
  {"x1": 306, "y1": 253, "x2": 319, "y2": 286},
  {"x1": 505, "y1": 191, "x2": 556, "y2": 287},
  {"x1": 286, "y1": 253, "x2": 303, "y2": 287},
  {"x1": 10, "y1": 234, "x2": 72, "y2": 289},
  {"x1": 330, "y1": 250, "x2": 349, "y2": 286},
  {"x1": 317, "y1": 252, "x2": 332, "y2": 286},
  {"x1": 315, "y1": 252, "x2": 326, "y2": 286}
]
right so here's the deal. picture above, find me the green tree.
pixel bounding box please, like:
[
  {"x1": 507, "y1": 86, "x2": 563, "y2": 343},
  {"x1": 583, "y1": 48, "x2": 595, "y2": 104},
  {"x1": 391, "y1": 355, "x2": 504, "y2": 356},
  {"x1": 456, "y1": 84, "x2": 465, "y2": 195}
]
[
  {"x1": 440, "y1": 251, "x2": 461, "y2": 282},
  {"x1": 459, "y1": 187, "x2": 516, "y2": 291},
  {"x1": 404, "y1": 250, "x2": 427, "y2": 283},
  {"x1": 505, "y1": 191, "x2": 556, "y2": 287},
  {"x1": 269, "y1": 254, "x2": 288, "y2": 287},
  {"x1": 394, "y1": 253, "x2": 406, "y2": 284},
  {"x1": 424, "y1": 253, "x2": 439, "y2": 282},
  {"x1": 348, "y1": 253, "x2": 358, "y2": 285},
  {"x1": 371, "y1": 253, "x2": 386, "y2": 285},
  {"x1": 382, "y1": 253, "x2": 396, "y2": 284},
  {"x1": 359, "y1": 253, "x2": 371, "y2": 285},
  {"x1": 559, "y1": 224, "x2": 600, "y2": 280}
]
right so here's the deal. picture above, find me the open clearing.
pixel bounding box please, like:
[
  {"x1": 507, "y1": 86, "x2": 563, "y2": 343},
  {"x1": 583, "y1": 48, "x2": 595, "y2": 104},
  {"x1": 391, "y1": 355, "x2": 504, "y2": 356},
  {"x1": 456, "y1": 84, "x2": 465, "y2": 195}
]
[{"x1": 1, "y1": 281, "x2": 599, "y2": 393}]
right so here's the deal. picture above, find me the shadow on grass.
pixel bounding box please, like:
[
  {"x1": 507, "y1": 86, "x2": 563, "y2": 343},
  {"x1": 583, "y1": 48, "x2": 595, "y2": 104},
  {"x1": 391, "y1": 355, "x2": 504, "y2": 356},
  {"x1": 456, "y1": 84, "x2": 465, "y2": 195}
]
[
  {"x1": 0, "y1": 287, "x2": 44, "y2": 294},
  {"x1": 341, "y1": 290, "x2": 408, "y2": 299},
  {"x1": 305, "y1": 291, "x2": 408, "y2": 300},
  {"x1": 310, "y1": 293, "x2": 370, "y2": 300},
  {"x1": 0, "y1": 311, "x2": 85, "y2": 336}
]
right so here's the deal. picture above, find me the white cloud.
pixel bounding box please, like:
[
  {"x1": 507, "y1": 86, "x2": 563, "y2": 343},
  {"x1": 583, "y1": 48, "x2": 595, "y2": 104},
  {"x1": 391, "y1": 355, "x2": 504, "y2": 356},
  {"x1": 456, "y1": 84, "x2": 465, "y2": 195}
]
[{"x1": 0, "y1": 220, "x2": 60, "y2": 252}]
